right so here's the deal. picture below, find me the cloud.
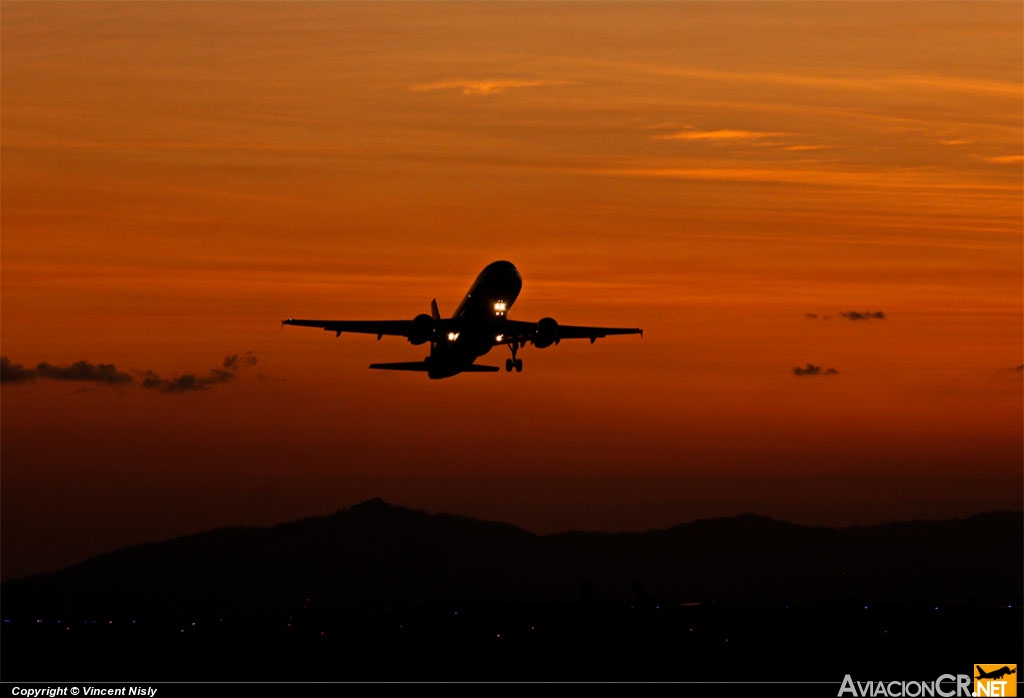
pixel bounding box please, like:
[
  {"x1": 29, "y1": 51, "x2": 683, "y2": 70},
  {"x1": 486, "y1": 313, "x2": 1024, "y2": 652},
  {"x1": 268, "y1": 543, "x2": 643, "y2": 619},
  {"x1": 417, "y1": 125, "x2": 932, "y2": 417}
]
[
  {"x1": 1, "y1": 356, "x2": 132, "y2": 385},
  {"x1": 841, "y1": 311, "x2": 885, "y2": 320},
  {"x1": 412, "y1": 78, "x2": 568, "y2": 96},
  {"x1": 222, "y1": 352, "x2": 259, "y2": 371},
  {"x1": 574, "y1": 163, "x2": 1021, "y2": 195},
  {"x1": 1013, "y1": 365, "x2": 1023, "y2": 372},
  {"x1": 655, "y1": 129, "x2": 783, "y2": 142},
  {"x1": 1, "y1": 352, "x2": 258, "y2": 393},
  {"x1": 984, "y1": 155, "x2": 1024, "y2": 165},
  {"x1": 793, "y1": 363, "x2": 839, "y2": 377},
  {"x1": 139, "y1": 352, "x2": 258, "y2": 393}
]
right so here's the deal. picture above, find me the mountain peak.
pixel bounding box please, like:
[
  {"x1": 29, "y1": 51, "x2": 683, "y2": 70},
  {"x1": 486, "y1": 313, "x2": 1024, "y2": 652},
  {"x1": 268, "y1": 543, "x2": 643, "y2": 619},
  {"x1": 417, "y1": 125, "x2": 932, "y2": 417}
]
[{"x1": 349, "y1": 497, "x2": 389, "y2": 511}]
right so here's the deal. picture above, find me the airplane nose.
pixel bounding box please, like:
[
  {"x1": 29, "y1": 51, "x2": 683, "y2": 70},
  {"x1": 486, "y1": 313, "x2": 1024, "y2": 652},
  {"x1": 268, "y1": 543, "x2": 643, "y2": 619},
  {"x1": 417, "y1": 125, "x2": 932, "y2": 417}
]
[{"x1": 486, "y1": 260, "x2": 517, "y2": 273}]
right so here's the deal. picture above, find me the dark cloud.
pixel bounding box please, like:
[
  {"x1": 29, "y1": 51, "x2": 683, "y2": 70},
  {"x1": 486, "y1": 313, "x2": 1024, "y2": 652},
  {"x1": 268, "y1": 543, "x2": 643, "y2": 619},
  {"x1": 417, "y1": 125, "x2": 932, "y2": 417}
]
[
  {"x1": 1, "y1": 352, "x2": 258, "y2": 393},
  {"x1": 1013, "y1": 365, "x2": 1023, "y2": 372},
  {"x1": 841, "y1": 311, "x2": 885, "y2": 321},
  {"x1": 139, "y1": 351, "x2": 258, "y2": 393},
  {"x1": 222, "y1": 352, "x2": 259, "y2": 371},
  {"x1": 793, "y1": 363, "x2": 839, "y2": 376},
  {"x1": 35, "y1": 360, "x2": 133, "y2": 384},
  {"x1": 804, "y1": 313, "x2": 819, "y2": 319},
  {"x1": 1, "y1": 356, "x2": 132, "y2": 385}
]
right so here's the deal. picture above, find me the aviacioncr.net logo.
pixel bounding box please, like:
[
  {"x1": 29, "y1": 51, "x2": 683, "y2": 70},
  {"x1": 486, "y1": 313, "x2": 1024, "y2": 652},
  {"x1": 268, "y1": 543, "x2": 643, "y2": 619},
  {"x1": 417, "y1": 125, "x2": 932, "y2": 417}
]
[
  {"x1": 838, "y1": 674, "x2": 973, "y2": 697},
  {"x1": 975, "y1": 665, "x2": 1017, "y2": 697}
]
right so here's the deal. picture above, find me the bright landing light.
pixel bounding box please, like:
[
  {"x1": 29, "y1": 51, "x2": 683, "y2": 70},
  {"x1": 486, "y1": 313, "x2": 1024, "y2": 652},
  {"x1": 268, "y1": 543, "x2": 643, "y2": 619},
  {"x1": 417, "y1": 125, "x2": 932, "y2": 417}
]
[
  {"x1": 447, "y1": 332, "x2": 460, "y2": 342},
  {"x1": 493, "y1": 301, "x2": 507, "y2": 313}
]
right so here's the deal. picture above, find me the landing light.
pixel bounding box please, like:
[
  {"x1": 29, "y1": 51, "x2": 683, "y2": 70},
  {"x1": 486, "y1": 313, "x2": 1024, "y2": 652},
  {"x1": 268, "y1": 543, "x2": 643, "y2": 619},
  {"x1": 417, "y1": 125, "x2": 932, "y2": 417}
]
[
  {"x1": 495, "y1": 334, "x2": 504, "y2": 342},
  {"x1": 494, "y1": 301, "x2": 507, "y2": 313},
  {"x1": 447, "y1": 332, "x2": 460, "y2": 342}
]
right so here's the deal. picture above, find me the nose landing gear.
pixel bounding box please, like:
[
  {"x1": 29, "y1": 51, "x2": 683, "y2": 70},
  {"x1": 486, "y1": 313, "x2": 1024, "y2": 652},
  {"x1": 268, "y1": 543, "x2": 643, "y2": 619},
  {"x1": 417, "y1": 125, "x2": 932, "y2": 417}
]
[{"x1": 505, "y1": 341, "x2": 523, "y2": 373}]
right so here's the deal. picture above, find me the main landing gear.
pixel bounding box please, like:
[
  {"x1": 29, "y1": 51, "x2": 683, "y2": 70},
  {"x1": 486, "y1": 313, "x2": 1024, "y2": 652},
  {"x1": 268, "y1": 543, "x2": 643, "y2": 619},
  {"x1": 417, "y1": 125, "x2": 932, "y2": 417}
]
[{"x1": 505, "y1": 341, "x2": 523, "y2": 373}]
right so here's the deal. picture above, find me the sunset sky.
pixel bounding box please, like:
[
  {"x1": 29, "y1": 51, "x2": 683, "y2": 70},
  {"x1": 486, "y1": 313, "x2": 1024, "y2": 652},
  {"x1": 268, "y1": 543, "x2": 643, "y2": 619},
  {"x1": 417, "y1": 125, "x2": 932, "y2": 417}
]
[{"x1": 2, "y1": 2, "x2": 1021, "y2": 580}]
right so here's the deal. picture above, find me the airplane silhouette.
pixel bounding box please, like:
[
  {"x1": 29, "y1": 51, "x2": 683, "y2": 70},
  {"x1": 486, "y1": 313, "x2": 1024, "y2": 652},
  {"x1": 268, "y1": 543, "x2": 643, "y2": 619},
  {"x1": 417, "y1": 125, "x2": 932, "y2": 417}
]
[
  {"x1": 976, "y1": 666, "x2": 1017, "y2": 680},
  {"x1": 283, "y1": 260, "x2": 643, "y2": 378}
]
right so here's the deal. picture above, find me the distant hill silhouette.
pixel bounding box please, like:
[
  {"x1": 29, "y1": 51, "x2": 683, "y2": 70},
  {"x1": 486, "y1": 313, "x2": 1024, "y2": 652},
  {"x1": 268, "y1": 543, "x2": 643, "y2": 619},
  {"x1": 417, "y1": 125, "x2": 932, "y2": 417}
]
[
  {"x1": 4, "y1": 500, "x2": 1021, "y2": 617},
  {"x1": 3, "y1": 501, "x2": 1021, "y2": 682}
]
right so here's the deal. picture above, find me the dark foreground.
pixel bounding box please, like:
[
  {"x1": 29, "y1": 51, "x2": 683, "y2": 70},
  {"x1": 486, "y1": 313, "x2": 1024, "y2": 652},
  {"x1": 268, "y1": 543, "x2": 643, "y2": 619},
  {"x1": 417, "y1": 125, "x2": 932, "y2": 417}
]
[
  {"x1": 3, "y1": 501, "x2": 1021, "y2": 683},
  {"x1": 4, "y1": 600, "x2": 1020, "y2": 682}
]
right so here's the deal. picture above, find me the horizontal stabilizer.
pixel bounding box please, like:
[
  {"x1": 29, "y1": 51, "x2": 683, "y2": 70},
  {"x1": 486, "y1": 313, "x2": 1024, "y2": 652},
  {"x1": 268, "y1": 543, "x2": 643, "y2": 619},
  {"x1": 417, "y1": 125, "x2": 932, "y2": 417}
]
[
  {"x1": 369, "y1": 362, "x2": 430, "y2": 371},
  {"x1": 368, "y1": 362, "x2": 501, "y2": 373}
]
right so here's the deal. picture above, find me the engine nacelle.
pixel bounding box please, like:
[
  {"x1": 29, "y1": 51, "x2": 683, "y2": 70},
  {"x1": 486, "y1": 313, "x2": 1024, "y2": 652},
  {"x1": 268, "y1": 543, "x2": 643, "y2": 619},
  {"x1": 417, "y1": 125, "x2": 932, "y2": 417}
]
[
  {"x1": 408, "y1": 313, "x2": 435, "y2": 345},
  {"x1": 533, "y1": 317, "x2": 559, "y2": 349}
]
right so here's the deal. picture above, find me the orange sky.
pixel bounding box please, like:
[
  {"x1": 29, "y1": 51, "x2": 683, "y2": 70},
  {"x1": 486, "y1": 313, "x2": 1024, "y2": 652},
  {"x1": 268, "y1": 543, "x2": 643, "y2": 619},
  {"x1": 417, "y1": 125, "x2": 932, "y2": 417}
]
[{"x1": 2, "y1": 2, "x2": 1021, "y2": 580}]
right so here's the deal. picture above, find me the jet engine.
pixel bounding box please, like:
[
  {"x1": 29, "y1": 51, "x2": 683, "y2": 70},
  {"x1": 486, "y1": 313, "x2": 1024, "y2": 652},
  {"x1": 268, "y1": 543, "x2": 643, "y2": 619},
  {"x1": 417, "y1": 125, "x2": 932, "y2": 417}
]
[
  {"x1": 533, "y1": 317, "x2": 560, "y2": 348},
  {"x1": 408, "y1": 313, "x2": 435, "y2": 345}
]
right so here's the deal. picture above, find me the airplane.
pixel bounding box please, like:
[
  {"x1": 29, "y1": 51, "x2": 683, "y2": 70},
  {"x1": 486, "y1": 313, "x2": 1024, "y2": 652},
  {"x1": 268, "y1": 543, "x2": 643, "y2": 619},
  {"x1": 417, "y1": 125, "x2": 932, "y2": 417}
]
[
  {"x1": 282, "y1": 260, "x2": 643, "y2": 379},
  {"x1": 976, "y1": 666, "x2": 1017, "y2": 680}
]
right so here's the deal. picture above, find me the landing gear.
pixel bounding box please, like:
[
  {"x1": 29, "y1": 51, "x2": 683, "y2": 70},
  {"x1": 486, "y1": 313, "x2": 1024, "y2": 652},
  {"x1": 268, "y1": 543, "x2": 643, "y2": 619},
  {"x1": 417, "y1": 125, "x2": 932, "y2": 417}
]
[{"x1": 505, "y1": 341, "x2": 524, "y2": 373}]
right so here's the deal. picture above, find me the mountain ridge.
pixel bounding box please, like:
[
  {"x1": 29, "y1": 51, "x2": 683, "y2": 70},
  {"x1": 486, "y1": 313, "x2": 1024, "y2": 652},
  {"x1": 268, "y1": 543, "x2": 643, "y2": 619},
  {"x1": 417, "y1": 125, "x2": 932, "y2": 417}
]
[{"x1": 4, "y1": 499, "x2": 1020, "y2": 614}]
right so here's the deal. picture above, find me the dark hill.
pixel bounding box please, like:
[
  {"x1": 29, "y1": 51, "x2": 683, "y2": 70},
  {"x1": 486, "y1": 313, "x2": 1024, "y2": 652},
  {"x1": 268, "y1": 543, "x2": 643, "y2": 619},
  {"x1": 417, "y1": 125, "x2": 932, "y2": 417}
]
[
  {"x1": 3, "y1": 502, "x2": 1021, "y2": 682},
  {"x1": 3, "y1": 501, "x2": 1021, "y2": 616}
]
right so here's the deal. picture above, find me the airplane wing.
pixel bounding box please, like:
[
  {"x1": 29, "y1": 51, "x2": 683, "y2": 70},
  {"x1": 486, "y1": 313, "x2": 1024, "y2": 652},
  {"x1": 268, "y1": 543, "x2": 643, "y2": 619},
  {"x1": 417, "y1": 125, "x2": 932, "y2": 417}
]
[
  {"x1": 282, "y1": 318, "x2": 413, "y2": 338},
  {"x1": 501, "y1": 319, "x2": 643, "y2": 346}
]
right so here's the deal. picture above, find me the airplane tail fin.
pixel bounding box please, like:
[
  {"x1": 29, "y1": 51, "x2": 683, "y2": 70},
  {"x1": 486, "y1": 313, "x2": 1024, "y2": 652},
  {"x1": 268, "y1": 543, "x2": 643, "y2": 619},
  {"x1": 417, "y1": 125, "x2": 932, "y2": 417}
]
[{"x1": 431, "y1": 298, "x2": 441, "y2": 321}]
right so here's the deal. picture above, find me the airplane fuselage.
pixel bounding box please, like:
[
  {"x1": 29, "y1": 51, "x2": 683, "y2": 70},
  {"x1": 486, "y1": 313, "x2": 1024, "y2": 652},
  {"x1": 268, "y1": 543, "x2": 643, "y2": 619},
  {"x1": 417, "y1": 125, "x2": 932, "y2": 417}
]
[{"x1": 427, "y1": 261, "x2": 523, "y2": 378}]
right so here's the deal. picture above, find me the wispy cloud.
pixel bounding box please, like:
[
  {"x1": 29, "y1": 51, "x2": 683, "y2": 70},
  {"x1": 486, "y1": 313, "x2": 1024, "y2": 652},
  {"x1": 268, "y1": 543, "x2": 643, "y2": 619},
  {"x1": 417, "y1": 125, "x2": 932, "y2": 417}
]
[
  {"x1": 577, "y1": 163, "x2": 1020, "y2": 193},
  {"x1": 139, "y1": 352, "x2": 258, "y2": 393},
  {"x1": 805, "y1": 311, "x2": 885, "y2": 321},
  {"x1": 841, "y1": 311, "x2": 886, "y2": 321},
  {"x1": 984, "y1": 155, "x2": 1024, "y2": 165},
  {"x1": 1, "y1": 357, "x2": 132, "y2": 385},
  {"x1": 1, "y1": 353, "x2": 258, "y2": 393},
  {"x1": 412, "y1": 78, "x2": 568, "y2": 96},
  {"x1": 793, "y1": 363, "x2": 839, "y2": 377},
  {"x1": 655, "y1": 129, "x2": 782, "y2": 142},
  {"x1": 614, "y1": 62, "x2": 1022, "y2": 98}
]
